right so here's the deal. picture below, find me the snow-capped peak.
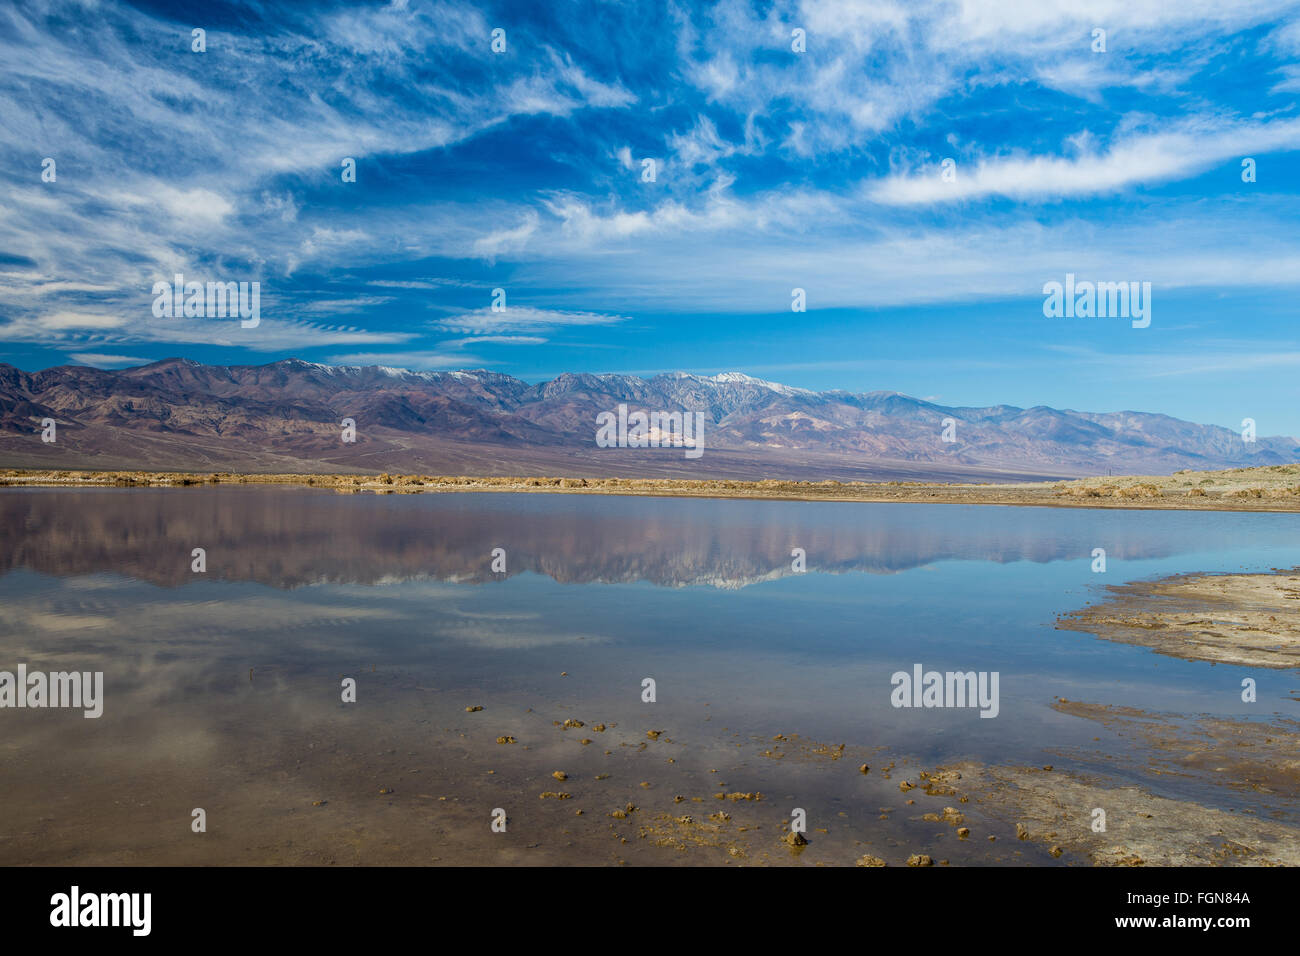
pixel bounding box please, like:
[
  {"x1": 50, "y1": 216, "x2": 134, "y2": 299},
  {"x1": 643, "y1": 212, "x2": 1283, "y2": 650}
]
[{"x1": 710, "y1": 371, "x2": 813, "y2": 397}]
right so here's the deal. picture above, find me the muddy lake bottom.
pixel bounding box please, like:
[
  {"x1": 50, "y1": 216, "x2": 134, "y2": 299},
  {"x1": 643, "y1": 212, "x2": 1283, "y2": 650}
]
[{"x1": 1, "y1": 486, "x2": 1297, "y2": 865}]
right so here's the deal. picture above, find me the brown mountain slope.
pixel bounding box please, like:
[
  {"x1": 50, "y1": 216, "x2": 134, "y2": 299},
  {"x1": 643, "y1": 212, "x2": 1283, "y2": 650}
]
[{"x1": 0, "y1": 358, "x2": 1294, "y2": 480}]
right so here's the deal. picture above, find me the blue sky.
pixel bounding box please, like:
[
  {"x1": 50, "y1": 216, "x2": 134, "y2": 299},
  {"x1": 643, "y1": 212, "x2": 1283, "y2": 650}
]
[{"x1": 2, "y1": 0, "x2": 1300, "y2": 434}]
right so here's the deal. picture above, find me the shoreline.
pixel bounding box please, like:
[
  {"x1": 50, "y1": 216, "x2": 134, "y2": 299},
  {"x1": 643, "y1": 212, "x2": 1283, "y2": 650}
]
[
  {"x1": 1058, "y1": 568, "x2": 1300, "y2": 669},
  {"x1": 5, "y1": 466, "x2": 1300, "y2": 512}
]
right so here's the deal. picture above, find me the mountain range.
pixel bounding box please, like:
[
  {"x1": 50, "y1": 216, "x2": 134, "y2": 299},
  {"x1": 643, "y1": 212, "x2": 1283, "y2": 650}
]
[{"x1": 0, "y1": 358, "x2": 1294, "y2": 480}]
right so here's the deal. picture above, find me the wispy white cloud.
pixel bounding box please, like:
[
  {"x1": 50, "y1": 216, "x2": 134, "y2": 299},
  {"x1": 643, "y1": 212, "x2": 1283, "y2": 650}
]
[
  {"x1": 472, "y1": 212, "x2": 540, "y2": 259},
  {"x1": 441, "y1": 335, "x2": 547, "y2": 347},
  {"x1": 0, "y1": 0, "x2": 637, "y2": 346},
  {"x1": 869, "y1": 118, "x2": 1300, "y2": 204},
  {"x1": 323, "y1": 350, "x2": 486, "y2": 369},
  {"x1": 500, "y1": 207, "x2": 1300, "y2": 312},
  {"x1": 3, "y1": 0, "x2": 1300, "y2": 361},
  {"x1": 0, "y1": 308, "x2": 417, "y2": 352},
  {"x1": 67, "y1": 353, "x2": 145, "y2": 368},
  {"x1": 673, "y1": 0, "x2": 1300, "y2": 154},
  {"x1": 1042, "y1": 341, "x2": 1300, "y2": 379},
  {"x1": 433, "y1": 306, "x2": 630, "y2": 335}
]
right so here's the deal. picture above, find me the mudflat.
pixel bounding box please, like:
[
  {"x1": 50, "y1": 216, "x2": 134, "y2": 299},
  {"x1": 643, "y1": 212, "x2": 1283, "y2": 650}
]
[{"x1": 1057, "y1": 569, "x2": 1300, "y2": 668}]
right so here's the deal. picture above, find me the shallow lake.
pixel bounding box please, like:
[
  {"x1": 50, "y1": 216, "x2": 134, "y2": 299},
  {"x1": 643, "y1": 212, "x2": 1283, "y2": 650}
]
[{"x1": 1, "y1": 486, "x2": 1296, "y2": 865}]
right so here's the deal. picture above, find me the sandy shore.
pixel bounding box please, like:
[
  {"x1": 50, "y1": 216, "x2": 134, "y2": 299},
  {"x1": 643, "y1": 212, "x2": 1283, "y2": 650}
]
[{"x1": 4, "y1": 463, "x2": 1300, "y2": 511}]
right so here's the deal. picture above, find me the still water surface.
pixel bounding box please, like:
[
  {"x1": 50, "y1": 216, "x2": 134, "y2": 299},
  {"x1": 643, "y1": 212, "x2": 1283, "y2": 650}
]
[{"x1": 1, "y1": 487, "x2": 1295, "y2": 864}]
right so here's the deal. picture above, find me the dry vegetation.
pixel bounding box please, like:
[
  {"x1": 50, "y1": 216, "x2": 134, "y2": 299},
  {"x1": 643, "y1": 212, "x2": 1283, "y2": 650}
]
[
  {"x1": 1051, "y1": 462, "x2": 1300, "y2": 497},
  {"x1": 3, "y1": 462, "x2": 1300, "y2": 511}
]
